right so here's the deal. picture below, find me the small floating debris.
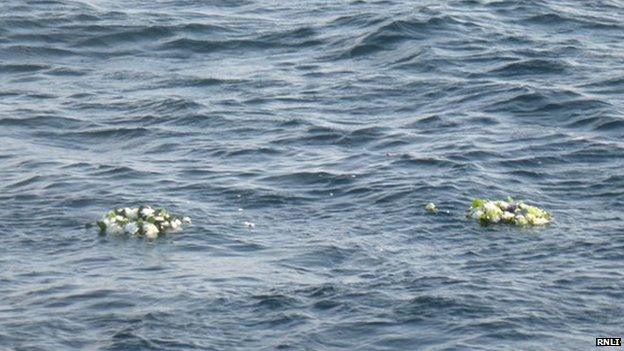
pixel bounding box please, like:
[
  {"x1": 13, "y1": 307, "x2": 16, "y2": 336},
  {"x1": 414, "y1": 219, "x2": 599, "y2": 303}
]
[
  {"x1": 467, "y1": 198, "x2": 551, "y2": 226},
  {"x1": 425, "y1": 203, "x2": 438, "y2": 213},
  {"x1": 244, "y1": 221, "x2": 255, "y2": 228},
  {"x1": 90, "y1": 206, "x2": 191, "y2": 239}
]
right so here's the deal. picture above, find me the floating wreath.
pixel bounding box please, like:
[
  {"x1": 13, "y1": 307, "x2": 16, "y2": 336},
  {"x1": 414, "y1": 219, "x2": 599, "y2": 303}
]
[
  {"x1": 468, "y1": 198, "x2": 551, "y2": 226},
  {"x1": 92, "y1": 206, "x2": 191, "y2": 239}
]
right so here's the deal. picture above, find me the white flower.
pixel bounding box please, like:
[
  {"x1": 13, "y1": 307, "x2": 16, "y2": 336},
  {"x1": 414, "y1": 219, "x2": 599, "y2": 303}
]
[
  {"x1": 105, "y1": 222, "x2": 124, "y2": 235},
  {"x1": 483, "y1": 202, "x2": 498, "y2": 212},
  {"x1": 141, "y1": 207, "x2": 155, "y2": 218},
  {"x1": 182, "y1": 217, "x2": 192, "y2": 224},
  {"x1": 169, "y1": 219, "x2": 182, "y2": 232},
  {"x1": 142, "y1": 223, "x2": 159, "y2": 239},
  {"x1": 530, "y1": 216, "x2": 549, "y2": 226},
  {"x1": 502, "y1": 212, "x2": 515, "y2": 222},
  {"x1": 125, "y1": 207, "x2": 139, "y2": 220},
  {"x1": 425, "y1": 203, "x2": 437, "y2": 213},
  {"x1": 515, "y1": 215, "x2": 528, "y2": 226},
  {"x1": 124, "y1": 222, "x2": 139, "y2": 235},
  {"x1": 495, "y1": 201, "x2": 509, "y2": 209}
]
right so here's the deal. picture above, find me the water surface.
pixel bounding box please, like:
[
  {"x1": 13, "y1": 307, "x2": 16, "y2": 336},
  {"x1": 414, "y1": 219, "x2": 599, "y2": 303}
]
[{"x1": 1, "y1": 0, "x2": 624, "y2": 350}]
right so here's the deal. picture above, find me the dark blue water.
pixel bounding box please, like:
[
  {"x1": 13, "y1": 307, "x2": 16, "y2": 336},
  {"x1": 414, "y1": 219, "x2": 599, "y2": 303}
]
[{"x1": 1, "y1": 0, "x2": 623, "y2": 349}]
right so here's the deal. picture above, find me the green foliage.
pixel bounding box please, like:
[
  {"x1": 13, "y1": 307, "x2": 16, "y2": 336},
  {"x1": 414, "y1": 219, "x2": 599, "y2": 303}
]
[{"x1": 471, "y1": 199, "x2": 485, "y2": 209}]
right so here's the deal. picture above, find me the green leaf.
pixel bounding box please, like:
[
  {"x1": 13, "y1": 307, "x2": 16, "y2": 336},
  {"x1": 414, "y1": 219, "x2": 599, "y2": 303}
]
[
  {"x1": 96, "y1": 221, "x2": 106, "y2": 233},
  {"x1": 472, "y1": 199, "x2": 485, "y2": 208}
]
